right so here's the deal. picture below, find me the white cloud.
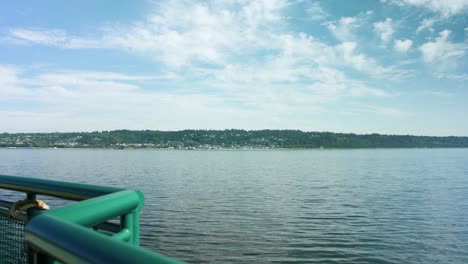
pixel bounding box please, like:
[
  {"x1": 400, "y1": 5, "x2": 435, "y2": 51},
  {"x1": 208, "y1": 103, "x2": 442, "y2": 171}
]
[
  {"x1": 4, "y1": 1, "x2": 403, "y2": 81},
  {"x1": 391, "y1": 0, "x2": 468, "y2": 17},
  {"x1": 7, "y1": 28, "x2": 100, "y2": 48},
  {"x1": 349, "y1": 103, "x2": 403, "y2": 116},
  {"x1": 205, "y1": 33, "x2": 396, "y2": 104},
  {"x1": 420, "y1": 30, "x2": 467, "y2": 69},
  {"x1": 0, "y1": 57, "x2": 394, "y2": 132},
  {"x1": 428, "y1": 90, "x2": 453, "y2": 97},
  {"x1": 373, "y1": 18, "x2": 394, "y2": 42},
  {"x1": 1, "y1": 1, "x2": 414, "y2": 132},
  {"x1": 100, "y1": 0, "x2": 292, "y2": 67},
  {"x1": 0, "y1": 65, "x2": 21, "y2": 84},
  {"x1": 35, "y1": 70, "x2": 176, "y2": 83},
  {"x1": 394, "y1": 39, "x2": 413, "y2": 52},
  {"x1": 8, "y1": 29, "x2": 68, "y2": 46},
  {"x1": 326, "y1": 16, "x2": 360, "y2": 41},
  {"x1": 306, "y1": 2, "x2": 328, "y2": 21},
  {"x1": 0, "y1": 67, "x2": 249, "y2": 131},
  {"x1": 335, "y1": 41, "x2": 409, "y2": 79},
  {"x1": 325, "y1": 11, "x2": 376, "y2": 42},
  {"x1": 6, "y1": 1, "x2": 290, "y2": 67},
  {"x1": 437, "y1": 73, "x2": 468, "y2": 81},
  {"x1": 0, "y1": 65, "x2": 32, "y2": 99},
  {"x1": 208, "y1": 31, "x2": 404, "y2": 85},
  {"x1": 336, "y1": 42, "x2": 370, "y2": 71},
  {"x1": 416, "y1": 18, "x2": 436, "y2": 33}
]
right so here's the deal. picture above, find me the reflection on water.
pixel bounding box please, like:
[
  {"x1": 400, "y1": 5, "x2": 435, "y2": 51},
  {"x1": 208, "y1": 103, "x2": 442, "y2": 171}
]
[{"x1": 1, "y1": 148, "x2": 468, "y2": 263}]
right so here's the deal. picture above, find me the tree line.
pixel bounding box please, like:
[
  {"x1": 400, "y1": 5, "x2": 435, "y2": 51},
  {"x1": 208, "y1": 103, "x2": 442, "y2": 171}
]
[{"x1": 1, "y1": 129, "x2": 468, "y2": 148}]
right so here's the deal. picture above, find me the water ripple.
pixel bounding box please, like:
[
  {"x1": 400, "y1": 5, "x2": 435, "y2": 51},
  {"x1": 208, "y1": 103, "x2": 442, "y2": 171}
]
[{"x1": 1, "y1": 148, "x2": 468, "y2": 263}]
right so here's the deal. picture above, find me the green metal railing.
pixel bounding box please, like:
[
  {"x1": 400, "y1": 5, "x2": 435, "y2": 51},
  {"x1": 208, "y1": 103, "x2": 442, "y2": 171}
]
[{"x1": 0, "y1": 175, "x2": 185, "y2": 264}]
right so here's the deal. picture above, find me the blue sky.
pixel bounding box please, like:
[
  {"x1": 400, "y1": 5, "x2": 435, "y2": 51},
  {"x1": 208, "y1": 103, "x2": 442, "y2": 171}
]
[{"x1": 1, "y1": 0, "x2": 467, "y2": 135}]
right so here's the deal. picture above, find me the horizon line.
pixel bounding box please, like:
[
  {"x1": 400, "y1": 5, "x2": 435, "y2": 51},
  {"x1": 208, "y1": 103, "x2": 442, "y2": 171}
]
[{"x1": 2, "y1": 129, "x2": 467, "y2": 138}]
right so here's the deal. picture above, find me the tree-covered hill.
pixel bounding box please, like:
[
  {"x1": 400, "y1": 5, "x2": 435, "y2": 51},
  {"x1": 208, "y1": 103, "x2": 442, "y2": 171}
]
[{"x1": 1, "y1": 130, "x2": 468, "y2": 149}]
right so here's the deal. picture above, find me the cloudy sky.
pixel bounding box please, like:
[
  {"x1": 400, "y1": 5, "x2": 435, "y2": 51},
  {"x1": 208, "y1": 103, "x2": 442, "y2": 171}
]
[{"x1": 1, "y1": 0, "x2": 467, "y2": 135}]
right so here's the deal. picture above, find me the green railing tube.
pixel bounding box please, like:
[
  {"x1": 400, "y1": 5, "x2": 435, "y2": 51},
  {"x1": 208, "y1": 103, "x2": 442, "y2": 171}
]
[
  {"x1": 122, "y1": 212, "x2": 136, "y2": 245},
  {"x1": 46, "y1": 190, "x2": 144, "y2": 228},
  {"x1": 112, "y1": 229, "x2": 131, "y2": 242},
  {"x1": 0, "y1": 175, "x2": 123, "y2": 201},
  {"x1": 133, "y1": 211, "x2": 140, "y2": 246},
  {"x1": 122, "y1": 211, "x2": 140, "y2": 246},
  {"x1": 1, "y1": 175, "x2": 185, "y2": 263},
  {"x1": 26, "y1": 214, "x2": 186, "y2": 264}
]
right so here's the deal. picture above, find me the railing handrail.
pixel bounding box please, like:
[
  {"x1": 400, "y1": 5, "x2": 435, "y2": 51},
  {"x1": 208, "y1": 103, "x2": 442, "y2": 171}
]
[
  {"x1": 0, "y1": 174, "x2": 123, "y2": 200},
  {"x1": 26, "y1": 214, "x2": 184, "y2": 264},
  {"x1": 0, "y1": 174, "x2": 186, "y2": 264},
  {"x1": 47, "y1": 189, "x2": 143, "y2": 227}
]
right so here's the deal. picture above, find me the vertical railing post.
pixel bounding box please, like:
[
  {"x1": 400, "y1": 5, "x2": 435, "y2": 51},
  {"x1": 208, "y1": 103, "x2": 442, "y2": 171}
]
[
  {"x1": 121, "y1": 210, "x2": 140, "y2": 246},
  {"x1": 121, "y1": 190, "x2": 143, "y2": 247}
]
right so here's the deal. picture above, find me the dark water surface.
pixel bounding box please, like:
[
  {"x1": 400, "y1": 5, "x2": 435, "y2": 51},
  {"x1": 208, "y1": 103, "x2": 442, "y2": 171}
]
[{"x1": 1, "y1": 148, "x2": 467, "y2": 263}]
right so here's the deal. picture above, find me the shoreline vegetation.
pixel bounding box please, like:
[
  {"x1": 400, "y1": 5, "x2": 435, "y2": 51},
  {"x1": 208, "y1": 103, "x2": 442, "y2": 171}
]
[{"x1": 1, "y1": 129, "x2": 468, "y2": 149}]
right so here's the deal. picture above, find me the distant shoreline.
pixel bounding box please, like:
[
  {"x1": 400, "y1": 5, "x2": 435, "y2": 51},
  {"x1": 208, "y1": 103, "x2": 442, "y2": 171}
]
[
  {"x1": 2, "y1": 146, "x2": 468, "y2": 150},
  {"x1": 2, "y1": 129, "x2": 468, "y2": 149}
]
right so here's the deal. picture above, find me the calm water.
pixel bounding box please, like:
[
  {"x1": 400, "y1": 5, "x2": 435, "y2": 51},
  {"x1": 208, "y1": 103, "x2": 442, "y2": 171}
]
[{"x1": 1, "y1": 148, "x2": 467, "y2": 263}]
